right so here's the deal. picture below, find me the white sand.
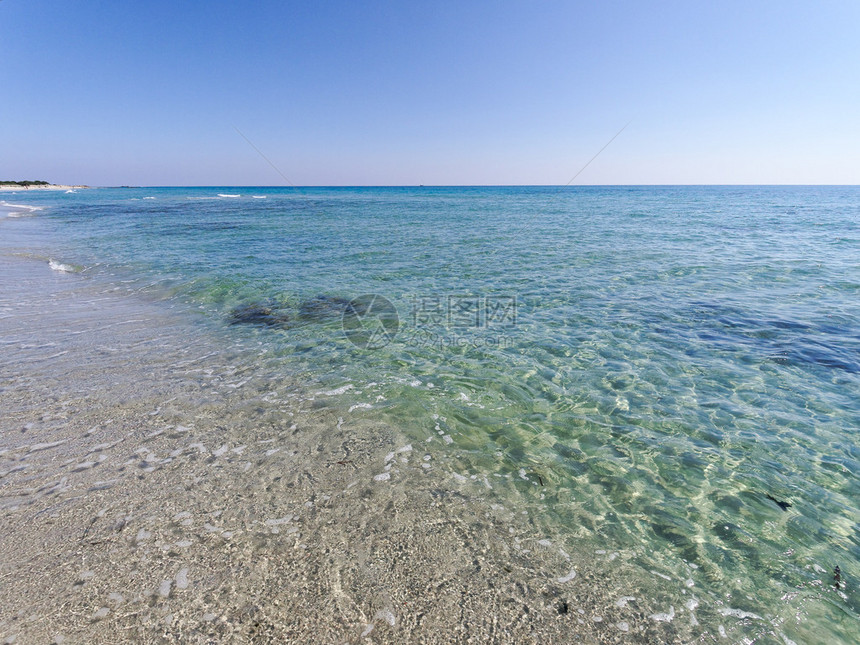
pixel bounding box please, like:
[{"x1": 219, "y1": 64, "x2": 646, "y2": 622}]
[
  {"x1": 0, "y1": 254, "x2": 687, "y2": 645},
  {"x1": 0, "y1": 184, "x2": 91, "y2": 191}
]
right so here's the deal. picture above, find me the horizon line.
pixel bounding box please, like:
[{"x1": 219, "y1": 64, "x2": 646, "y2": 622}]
[{"x1": 87, "y1": 183, "x2": 860, "y2": 189}]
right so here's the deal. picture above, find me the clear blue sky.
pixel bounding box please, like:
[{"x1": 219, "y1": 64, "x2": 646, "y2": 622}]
[{"x1": 2, "y1": 0, "x2": 858, "y2": 185}]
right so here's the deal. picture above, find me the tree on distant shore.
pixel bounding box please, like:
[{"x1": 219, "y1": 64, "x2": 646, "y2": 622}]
[{"x1": 0, "y1": 180, "x2": 51, "y2": 186}]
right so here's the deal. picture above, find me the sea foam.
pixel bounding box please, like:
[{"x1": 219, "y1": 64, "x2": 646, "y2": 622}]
[
  {"x1": 49, "y1": 259, "x2": 76, "y2": 273},
  {"x1": 1, "y1": 201, "x2": 43, "y2": 217}
]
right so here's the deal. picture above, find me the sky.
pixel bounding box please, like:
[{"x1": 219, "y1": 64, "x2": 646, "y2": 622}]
[{"x1": 1, "y1": 0, "x2": 859, "y2": 186}]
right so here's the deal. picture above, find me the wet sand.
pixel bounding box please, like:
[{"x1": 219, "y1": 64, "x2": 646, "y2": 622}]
[{"x1": 0, "y1": 255, "x2": 688, "y2": 644}]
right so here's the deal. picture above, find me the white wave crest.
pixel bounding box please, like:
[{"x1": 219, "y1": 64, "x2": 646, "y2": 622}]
[
  {"x1": 2, "y1": 202, "x2": 43, "y2": 217},
  {"x1": 49, "y1": 259, "x2": 75, "y2": 273}
]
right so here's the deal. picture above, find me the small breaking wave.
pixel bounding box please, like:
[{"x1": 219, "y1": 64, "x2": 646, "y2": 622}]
[
  {"x1": 49, "y1": 259, "x2": 77, "y2": 273},
  {"x1": 218, "y1": 194, "x2": 241, "y2": 198},
  {"x1": 1, "y1": 201, "x2": 43, "y2": 217}
]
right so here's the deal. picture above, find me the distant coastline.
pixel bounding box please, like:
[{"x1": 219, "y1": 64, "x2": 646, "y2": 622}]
[{"x1": 0, "y1": 181, "x2": 91, "y2": 192}]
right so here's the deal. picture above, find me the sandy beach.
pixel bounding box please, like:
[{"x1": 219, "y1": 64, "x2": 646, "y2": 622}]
[
  {"x1": 0, "y1": 253, "x2": 681, "y2": 644},
  {"x1": 3, "y1": 0, "x2": 859, "y2": 638},
  {"x1": 0, "y1": 184, "x2": 91, "y2": 192}
]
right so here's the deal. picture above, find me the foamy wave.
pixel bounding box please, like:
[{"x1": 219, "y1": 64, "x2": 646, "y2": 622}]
[
  {"x1": 218, "y1": 194, "x2": 241, "y2": 198},
  {"x1": 49, "y1": 259, "x2": 76, "y2": 273},
  {"x1": 1, "y1": 201, "x2": 43, "y2": 217},
  {"x1": 252, "y1": 195, "x2": 266, "y2": 199}
]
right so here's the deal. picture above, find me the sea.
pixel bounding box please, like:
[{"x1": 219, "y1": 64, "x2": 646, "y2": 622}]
[{"x1": 1, "y1": 186, "x2": 858, "y2": 644}]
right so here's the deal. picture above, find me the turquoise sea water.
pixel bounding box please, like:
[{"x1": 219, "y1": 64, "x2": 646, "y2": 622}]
[{"x1": 3, "y1": 186, "x2": 859, "y2": 642}]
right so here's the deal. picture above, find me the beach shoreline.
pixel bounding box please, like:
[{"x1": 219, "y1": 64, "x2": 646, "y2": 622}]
[
  {"x1": 0, "y1": 184, "x2": 91, "y2": 192},
  {"x1": 0, "y1": 252, "x2": 679, "y2": 644}
]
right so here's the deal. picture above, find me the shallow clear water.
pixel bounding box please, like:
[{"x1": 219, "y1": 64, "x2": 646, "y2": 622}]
[{"x1": 2, "y1": 186, "x2": 859, "y2": 643}]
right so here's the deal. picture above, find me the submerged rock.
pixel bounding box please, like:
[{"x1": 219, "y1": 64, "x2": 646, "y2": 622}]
[
  {"x1": 765, "y1": 493, "x2": 792, "y2": 511},
  {"x1": 228, "y1": 304, "x2": 291, "y2": 328},
  {"x1": 298, "y1": 295, "x2": 365, "y2": 321},
  {"x1": 229, "y1": 295, "x2": 370, "y2": 329}
]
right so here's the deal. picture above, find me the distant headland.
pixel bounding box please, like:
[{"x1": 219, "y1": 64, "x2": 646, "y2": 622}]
[{"x1": 0, "y1": 180, "x2": 91, "y2": 191}]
